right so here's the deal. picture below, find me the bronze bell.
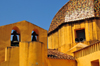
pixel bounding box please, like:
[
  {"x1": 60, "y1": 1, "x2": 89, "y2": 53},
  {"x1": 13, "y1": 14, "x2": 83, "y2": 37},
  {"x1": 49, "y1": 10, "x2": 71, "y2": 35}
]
[
  {"x1": 31, "y1": 32, "x2": 38, "y2": 41},
  {"x1": 11, "y1": 30, "x2": 20, "y2": 46},
  {"x1": 11, "y1": 31, "x2": 19, "y2": 41}
]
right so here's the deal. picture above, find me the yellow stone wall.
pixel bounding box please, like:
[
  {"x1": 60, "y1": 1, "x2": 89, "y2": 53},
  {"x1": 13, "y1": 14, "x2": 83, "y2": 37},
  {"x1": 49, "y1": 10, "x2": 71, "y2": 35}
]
[
  {"x1": 74, "y1": 41, "x2": 100, "y2": 66},
  {"x1": 96, "y1": 19, "x2": 100, "y2": 40},
  {"x1": 48, "y1": 18, "x2": 99, "y2": 54},
  {"x1": 0, "y1": 21, "x2": 47, "y2": 65},
  {"x1": 19, "y1": 42, "x2": 43, "y2": 66},
  {"x1": 47, "y1": 58, "x2": 76, "y2": 66},
  {"x1": 0, "y1": 46, "x2": 19, "y2": 66},
  {"x1": 75, "y1": 51, "x2": 100, "y2": 66}
]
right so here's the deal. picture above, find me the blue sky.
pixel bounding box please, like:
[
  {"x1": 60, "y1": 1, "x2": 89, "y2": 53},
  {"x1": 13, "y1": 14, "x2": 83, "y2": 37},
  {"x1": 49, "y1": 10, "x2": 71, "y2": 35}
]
[{"x1": 0, "y1": 0, "x2": 69, "y2": 30}]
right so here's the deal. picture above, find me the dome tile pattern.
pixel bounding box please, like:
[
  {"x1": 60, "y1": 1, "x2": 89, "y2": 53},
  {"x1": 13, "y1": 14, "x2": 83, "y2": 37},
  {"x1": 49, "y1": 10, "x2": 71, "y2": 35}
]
[{"x1": 48, "y1": 0, "x2": 100, "y2": 33}]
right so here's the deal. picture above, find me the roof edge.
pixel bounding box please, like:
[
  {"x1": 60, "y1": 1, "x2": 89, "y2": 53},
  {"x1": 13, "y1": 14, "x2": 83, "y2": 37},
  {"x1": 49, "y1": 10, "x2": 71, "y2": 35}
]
[{"x1": 48, "y1": 17, "x2": 100, "y2": 35}]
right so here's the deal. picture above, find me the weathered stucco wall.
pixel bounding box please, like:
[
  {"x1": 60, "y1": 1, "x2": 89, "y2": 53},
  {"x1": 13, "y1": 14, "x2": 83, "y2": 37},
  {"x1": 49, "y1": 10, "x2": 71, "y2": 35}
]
[
  {"x1": 74, "y1": 41, "x2": 100, "y2": 66},
  {"x1": 47, "y1": 58, "x2": 76, "y2": 66},
  {"x1": 76, "y1": 51, "x2": 100, "y2": 66},
  {"x1": 48, "y1": 18, "x2": 98, "y2": 54},
  {"x1": 0, "y1": 21, "x2": 47, "y2": 64},
  {"x1": 96, "y1": 19, "x2": 100, "y2": 40},
  {"x1": 0, "y1": 47, "x2": 19, "y2": 66},
  {"x1": 19, "y1": 42, "x2": 43, "y2": 66}
]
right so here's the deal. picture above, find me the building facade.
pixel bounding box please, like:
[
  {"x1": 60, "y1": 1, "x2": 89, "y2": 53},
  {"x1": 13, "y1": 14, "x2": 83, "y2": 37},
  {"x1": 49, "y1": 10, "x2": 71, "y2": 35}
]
[
  {"x1": 0, "y1": 0, "x2": 100, "y2": 66},
  {"x1": 48, "y1": 0, "x2": 100, "y2": 55}
]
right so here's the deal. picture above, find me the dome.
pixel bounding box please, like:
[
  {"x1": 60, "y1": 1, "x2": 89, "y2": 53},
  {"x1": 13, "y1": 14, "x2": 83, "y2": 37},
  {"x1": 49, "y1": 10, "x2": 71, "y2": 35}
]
[{"x1": 48, "y1": 0, "x2": 100, "y2": 33}]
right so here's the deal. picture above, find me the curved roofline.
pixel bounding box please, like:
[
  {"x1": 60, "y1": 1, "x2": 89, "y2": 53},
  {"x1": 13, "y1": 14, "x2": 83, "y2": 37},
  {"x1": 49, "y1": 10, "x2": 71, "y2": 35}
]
[
  {"x1": 48, "y1": 17, "x2": 99, "y2": 35},
  {"x1": 54, "y1": 1, "x2": 70, "y2": 16},
  {"x1": 49, "y1": 0, "x2": 97, "y2": 33},
  {"x1": 49, "y1": 0, "x2": 70, "y2": 30}
]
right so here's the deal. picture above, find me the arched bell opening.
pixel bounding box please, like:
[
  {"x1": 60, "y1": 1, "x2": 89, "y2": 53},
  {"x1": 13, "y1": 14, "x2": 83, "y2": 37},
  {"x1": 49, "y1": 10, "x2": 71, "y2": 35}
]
[
  {"x1": 11, "y1": 26, "x2": 20, "y2": 46},
  {"x1": 31, "y1": 29, "x2": 39, "y2": 41}
]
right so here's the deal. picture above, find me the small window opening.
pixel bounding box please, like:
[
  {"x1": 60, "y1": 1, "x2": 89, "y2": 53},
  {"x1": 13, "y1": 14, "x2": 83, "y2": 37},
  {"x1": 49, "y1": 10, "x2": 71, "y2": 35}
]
[
  {"x1": 75, "y1": 29, "x2": 85, "y2": 42},
  {"x1": 31, "y1": 31, "x2": 38, "y2": 41},
  {"x1": 91, "y1": 60, "x2": 99, "y2": 66},
  {"x1": 11, "y1": 30, "x2": 20, "y2": 46}
]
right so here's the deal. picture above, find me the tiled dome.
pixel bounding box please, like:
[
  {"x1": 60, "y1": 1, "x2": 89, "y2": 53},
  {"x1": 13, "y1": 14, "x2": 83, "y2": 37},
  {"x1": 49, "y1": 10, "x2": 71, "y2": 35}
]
[{"x1": 48, "y1": 0, "x2": 100, "y2": 33}]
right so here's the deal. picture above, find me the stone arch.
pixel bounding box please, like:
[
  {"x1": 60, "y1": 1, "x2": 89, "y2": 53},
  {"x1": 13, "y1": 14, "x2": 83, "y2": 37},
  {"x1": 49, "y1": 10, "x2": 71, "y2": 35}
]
[
  {"x1": 31, "y1": 29, "x2": 39, "y2": 41},
  {"x1": 33, "y1": 29, "x2": 39, "y2": 35},
  {"x1": 12, "y1": 26, "x2": 20, "y2": 34}
]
